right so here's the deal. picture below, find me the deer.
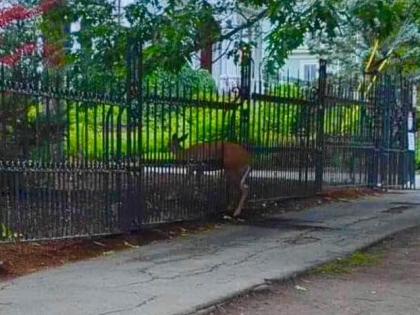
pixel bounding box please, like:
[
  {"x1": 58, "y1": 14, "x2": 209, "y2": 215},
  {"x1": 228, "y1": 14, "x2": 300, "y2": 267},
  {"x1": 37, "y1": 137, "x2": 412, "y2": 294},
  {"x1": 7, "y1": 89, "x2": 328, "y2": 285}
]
[{"x1": 169, "y1": 133, "x2": 251, "y2": 218}]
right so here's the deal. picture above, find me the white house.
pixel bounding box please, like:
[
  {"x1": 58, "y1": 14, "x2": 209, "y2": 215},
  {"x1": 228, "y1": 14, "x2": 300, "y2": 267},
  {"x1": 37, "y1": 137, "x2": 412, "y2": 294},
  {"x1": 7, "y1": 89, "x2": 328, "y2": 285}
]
[
  {"x1": 280, "y1": 45, "x2": 320, "y2": 82},
  {"x1": 78, "y1": 1, "x2": 322, "y2": 91},
  {"x1": 116, "y1": 1, "x2": 323, "y2": 90}
]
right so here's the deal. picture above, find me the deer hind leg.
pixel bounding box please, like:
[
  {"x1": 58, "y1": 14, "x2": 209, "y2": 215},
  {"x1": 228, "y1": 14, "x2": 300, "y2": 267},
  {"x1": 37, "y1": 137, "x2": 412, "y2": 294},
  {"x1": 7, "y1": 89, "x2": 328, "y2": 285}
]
[
  {"x1": 186, "y1": 163, "x2": 203, "y2": 195},
  {"x1": 233, "y1": 166, "x2": 251, "y2": 217}
]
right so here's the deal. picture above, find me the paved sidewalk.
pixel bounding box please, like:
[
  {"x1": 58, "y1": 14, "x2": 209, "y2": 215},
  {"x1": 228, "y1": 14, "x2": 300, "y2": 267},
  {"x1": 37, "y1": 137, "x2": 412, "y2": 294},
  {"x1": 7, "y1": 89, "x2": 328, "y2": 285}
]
[
  {"x1": 1, "y1": 191, "x2": 420, "y2": 315},
  {"x1": 211, "y1": 226, "x2": 420, "y2": 315}
]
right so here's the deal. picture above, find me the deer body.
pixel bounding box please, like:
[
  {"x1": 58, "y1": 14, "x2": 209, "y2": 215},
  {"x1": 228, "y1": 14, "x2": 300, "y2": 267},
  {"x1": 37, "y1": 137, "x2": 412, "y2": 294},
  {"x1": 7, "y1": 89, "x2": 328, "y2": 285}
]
[{"x1": 170, "y1": 134, "x2": 251, "y2": 217}]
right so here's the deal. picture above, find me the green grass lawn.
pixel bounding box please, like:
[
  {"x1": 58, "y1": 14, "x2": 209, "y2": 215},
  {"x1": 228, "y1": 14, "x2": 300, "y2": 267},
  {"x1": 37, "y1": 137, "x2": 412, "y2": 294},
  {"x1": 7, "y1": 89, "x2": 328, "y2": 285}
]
[{"x1": 24, "y1": 98, "x2": 367, "y2": 162}]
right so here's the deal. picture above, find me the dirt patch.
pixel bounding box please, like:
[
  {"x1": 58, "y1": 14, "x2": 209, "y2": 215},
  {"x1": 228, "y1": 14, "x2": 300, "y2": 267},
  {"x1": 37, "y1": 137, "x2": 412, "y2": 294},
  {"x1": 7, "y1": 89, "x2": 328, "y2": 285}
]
[
  {"x1": 246, "y1": 187, "x2": 381, "y2": 218},
  {"x1": 209, "y1": 226, "x2": 420, "y2": 315},
  {"x1": 0, "y1": 187, "x2": 379, "y2": 282},
  {"x1": 318, "y1": 187, "x2": 382, "y2": 201},
  {"x1": 0, "y1": 222, "x2": 215, "y2": 281}
]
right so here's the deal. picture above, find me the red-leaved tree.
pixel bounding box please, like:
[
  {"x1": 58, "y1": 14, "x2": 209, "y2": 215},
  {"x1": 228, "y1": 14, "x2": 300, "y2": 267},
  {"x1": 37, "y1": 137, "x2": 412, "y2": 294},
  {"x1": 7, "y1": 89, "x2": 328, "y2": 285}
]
[
  {"x1": 0, "y1": 0, "x2": 62, "y2": 68},
  {"x1": 0, "y1": 0, "x2": 66, "y2": 161}
]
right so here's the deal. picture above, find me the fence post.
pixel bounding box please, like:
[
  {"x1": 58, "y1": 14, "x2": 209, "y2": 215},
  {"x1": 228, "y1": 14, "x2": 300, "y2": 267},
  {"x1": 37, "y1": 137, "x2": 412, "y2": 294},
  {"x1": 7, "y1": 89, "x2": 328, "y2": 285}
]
[
  {"x1": 121, "y1": 34, "x2": 145, "y2": 232},
  {"x1": 239, "y1": 46, "x2": 252, "y2": 144},
  {"x1": 315, "y1": 59, "x2": 327, "y2": 191},
  {"x1": 379, "y1": 76, "x2": 391, "y2": 188},
  {"x1": 125, "y1": 34, "x2": 144, "y2": 158},
  {"x1": 411, "y1": 83, "x2": 417, "y2": 189},
  {"x1": 136, "y1": 37, "x2": 144, "y2": 161},
  {"x1": 404, "y1": 80, "x2": 416, "y2": 189},
  {"x1": 240, "y1": 46, "x2": 252, "y2": 101}
]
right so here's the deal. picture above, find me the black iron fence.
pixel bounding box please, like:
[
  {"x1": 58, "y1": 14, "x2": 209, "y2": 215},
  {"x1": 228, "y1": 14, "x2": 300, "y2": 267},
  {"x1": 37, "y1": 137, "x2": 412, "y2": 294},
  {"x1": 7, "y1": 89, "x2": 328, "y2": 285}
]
[{"x1": 0, "y1": 60, "x2": 416, "y2": 241}]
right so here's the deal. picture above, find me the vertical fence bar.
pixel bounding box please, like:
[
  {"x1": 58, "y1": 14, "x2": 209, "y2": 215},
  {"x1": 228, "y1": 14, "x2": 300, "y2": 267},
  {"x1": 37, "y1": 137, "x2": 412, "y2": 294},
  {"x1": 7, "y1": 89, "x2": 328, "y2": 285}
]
[
  {"x1": 240, "y1": 46, "x2": 251, "y2": 145},
  {"x1": 315, "y1": 59, "x2": 327, "y2": 191}
]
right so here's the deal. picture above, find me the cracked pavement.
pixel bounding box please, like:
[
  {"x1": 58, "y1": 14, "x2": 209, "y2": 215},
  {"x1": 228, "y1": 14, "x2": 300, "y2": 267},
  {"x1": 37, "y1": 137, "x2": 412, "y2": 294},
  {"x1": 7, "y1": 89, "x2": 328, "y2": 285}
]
[{"x1": 2, "y1": 191, "x2": 420, "y2": 315}]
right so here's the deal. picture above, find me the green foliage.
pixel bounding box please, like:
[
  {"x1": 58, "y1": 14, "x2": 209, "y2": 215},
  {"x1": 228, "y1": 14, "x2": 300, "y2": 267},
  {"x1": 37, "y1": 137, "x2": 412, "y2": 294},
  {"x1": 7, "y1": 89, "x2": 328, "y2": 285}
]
[
  {"x1": 2, "y1": 0, "x2": 342, "y2": 85},
  {"x1": 49, "y1": 101, "x2": 306, "y2": 161},
  {"x1": 11, "y1": 76, "x2": 366, "y2": 163},
  {"x1": 273, "y1": 84, "x2": 304, "y2": 97},
  {"x1": 246, "y1": 102, "x2": 302, "y2": 145},
  {"x1": 324, "y1": 105, "x2": 364, "y2": 136},
  {"x1": 27, "y1": 104, "x2": 38, "y2": 123},
  {"x1": 0, "y1": 223, "x2": 22, "y2": 241},
  {"x1": 61, "y1": 103, "x2": 229, "y2": 160},
  {"x1": 309, "y1": 0, "x2": 420, "y2": 76},
  {"x1": 61, "y1": 101, "x2": 308, "y2": 160},
  {"x1": 261, "y1": 0, "x2": 340, "y2": 73},
  {"x1": 146, "y1": 66, "x2": 217, "y2": 91},
  {"x1": 7, "y1": 0, "x2": 416, "y2": 81},
  {"x1": 23, "y1": 86, "x2": 366, "y2": 161}
]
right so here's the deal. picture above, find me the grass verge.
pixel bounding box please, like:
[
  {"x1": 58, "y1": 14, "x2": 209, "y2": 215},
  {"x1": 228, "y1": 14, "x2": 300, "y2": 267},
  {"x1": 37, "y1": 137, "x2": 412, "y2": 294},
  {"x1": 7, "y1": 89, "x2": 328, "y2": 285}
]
[{"x1": 311, "y1": 251, "x2": 384, "y2": 275}]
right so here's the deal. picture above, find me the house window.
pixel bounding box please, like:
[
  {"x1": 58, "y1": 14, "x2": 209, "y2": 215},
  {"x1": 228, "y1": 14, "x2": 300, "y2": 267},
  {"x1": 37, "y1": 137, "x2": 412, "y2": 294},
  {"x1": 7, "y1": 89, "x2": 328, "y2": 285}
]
[
  {"x1": 303, "y1": 64, "x2": 317, "y2": 81},
  {"x1": 200, "y1": 44, "x2": 213, "y2": 73}
]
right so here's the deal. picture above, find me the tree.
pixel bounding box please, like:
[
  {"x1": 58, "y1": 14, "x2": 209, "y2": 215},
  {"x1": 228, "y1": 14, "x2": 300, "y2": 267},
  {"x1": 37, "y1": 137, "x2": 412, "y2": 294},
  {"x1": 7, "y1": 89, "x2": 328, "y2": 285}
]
[
  {"x1": 0, "y1": 0, "x2": 63, "y2": 68},
  {"x1": 308, "y1": 0, "x2": 420, "y2": 76},
  {"x1": 0, "y1": 0, "x2": 66, "y2": 161},
  {"x1": 47, "y1": 0, "x2": 341, "y2": 85},
  {"x1": 0, "y1": 1, "x2": 344, "y2": 82}
]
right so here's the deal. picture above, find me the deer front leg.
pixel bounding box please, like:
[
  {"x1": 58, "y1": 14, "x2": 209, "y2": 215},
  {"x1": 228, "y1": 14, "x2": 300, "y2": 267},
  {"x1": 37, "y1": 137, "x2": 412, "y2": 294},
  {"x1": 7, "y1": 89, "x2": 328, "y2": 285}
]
[{"x1": 232, "y1": 166, "x2": 251, "y2": 217}]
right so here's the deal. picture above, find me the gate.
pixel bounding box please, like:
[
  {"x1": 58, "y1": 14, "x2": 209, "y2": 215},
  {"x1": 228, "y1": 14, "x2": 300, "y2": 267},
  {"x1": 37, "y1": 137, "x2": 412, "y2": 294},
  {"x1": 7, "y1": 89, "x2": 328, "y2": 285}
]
[
  {"x1": 376, "y1": 77, "x2": 416, "y2": 188},
  {"x1": 238, "y1": 58, "x2": 416, "y2": 194}
]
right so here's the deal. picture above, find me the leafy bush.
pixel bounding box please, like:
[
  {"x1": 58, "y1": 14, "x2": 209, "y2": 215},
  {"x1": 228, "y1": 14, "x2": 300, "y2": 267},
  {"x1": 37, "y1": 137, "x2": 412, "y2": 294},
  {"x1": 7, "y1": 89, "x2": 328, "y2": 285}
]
[
  {"x1": 26, "y1": 97, "x2": 368, "y2": 161},
  {"x1": 146, "y1": 65, "x2": 217, "y2": 91},
  {"x1": 18, "y1": 79, "x2": 369, "y2": 162}
]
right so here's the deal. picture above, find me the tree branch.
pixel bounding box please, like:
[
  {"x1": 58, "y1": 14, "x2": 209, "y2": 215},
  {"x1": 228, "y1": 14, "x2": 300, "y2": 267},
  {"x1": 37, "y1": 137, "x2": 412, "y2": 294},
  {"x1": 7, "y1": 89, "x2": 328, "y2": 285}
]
[{"x1": 217, "y1": 8, "x2": 268, "y2": 43}]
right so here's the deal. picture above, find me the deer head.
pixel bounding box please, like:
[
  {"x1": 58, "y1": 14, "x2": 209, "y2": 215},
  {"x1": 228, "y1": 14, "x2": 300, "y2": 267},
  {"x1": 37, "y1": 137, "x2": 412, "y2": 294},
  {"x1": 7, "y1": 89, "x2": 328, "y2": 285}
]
[{"x1": 169, "y1": 133, "x2": 188, "y2": 154}]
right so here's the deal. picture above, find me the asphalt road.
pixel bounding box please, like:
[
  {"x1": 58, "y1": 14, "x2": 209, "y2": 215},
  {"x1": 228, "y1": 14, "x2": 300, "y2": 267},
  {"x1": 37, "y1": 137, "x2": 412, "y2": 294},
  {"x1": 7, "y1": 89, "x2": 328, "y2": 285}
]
[{"x1": 1, "y1": 191, "x2": 420, "y2": 315}]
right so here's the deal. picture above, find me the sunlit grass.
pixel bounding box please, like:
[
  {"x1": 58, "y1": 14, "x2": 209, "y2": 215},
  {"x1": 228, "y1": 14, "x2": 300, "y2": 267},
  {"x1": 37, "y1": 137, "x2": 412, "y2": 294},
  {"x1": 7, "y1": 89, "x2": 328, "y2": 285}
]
[{"x1": 311, "y1": 251, "x2": 383, "y2": 275}]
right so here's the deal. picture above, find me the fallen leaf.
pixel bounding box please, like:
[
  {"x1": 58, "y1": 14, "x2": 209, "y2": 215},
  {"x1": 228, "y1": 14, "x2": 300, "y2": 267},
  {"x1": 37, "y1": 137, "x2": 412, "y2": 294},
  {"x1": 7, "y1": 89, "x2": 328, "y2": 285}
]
[
  {"x1": 123, "y1": 241, "x2": 139, "y2": 249},
  {"x1": 295, "y1": 285, "x2": 308, "y2": 292}
]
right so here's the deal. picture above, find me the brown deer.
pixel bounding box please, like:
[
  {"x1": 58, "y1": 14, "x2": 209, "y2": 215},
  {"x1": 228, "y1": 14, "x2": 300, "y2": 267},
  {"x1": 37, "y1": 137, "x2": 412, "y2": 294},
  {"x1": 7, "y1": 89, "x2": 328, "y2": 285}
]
[{"x1": 169, "y1": 133, "x2": 251, "y2": 217}]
